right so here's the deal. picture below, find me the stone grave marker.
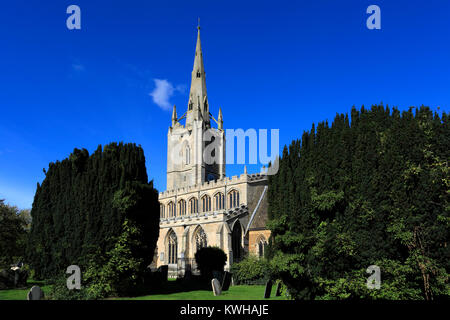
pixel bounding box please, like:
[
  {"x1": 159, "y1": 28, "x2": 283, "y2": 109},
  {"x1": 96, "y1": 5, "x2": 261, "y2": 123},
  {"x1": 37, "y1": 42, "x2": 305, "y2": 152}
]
[
  {"x1": 263, "y1": 280, "x2": 272, "y2": 299},
  {"x1": 275, "y1": 281, "x2": 282, "y2": 296},
  {"x1": 211, "y1": 278, "x2": 222, "y2": 296},
  {"x1": 221, "y1": 271, "x2": 232, "y2": 291},
  {"x1": 27, "y1": 285, "x2": 44, "y2": 300}
]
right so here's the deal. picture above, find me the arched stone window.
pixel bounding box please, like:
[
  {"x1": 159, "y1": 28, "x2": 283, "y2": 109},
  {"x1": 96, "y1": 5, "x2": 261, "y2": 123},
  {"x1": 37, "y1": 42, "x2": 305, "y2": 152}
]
[
  {"x1": 228, "y1": 190, "x2": 240, "y2": 208},
  {"x1": 189, "y1": 197, "x2": 198, "y2": 215},
  {"x1": 168, "y1": 201, "x2": 175, "y2": 218},
  {"x1": 202, "y1": 194, "x2": 211, "y2": 212},
  {"x1": 160, "y1": 203, "x2": 165, "y2": 218},
  {"x1": 167, "y1": 230, "x2": 178, "y2": 265},
  {"x1": 178, "y1": 199, "x2": 186, "y2": 216},
  {"x1": 193, "y1": 226, "x2": 207, "y2": 252},
  {"x1": 214, "y1": 192, "x2": 225, "y2": 210},
  {"x1": 257, "y1": 235, "x2": 267, "y2": 258}
]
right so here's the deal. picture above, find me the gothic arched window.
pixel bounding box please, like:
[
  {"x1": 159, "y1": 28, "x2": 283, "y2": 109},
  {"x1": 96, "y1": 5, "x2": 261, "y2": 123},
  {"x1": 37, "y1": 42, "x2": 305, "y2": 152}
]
[
  {"x1": 178, "y1": 199, "x2": 186, "y2": 216},
  {"x1": 257, "y1": 235, "x2": 267, "y2": 258},
  {"x1": 202, "y1": 195, "x2": 211, "y2": 212},
  {"x1": 160, "y1": 203, "x2": 165, "y2": 218},
  {"x1": 189, "y1": 197, "x2": 198, "y2": 215},
  {"x1": 168, "y1": 201, "x2": 175, "y2": 218},
  {"x1": 167, "y1": 231, "x2": 178, "y2": 264},
  {"x1": 214, "y1": 192, "x2": 224, "y2": 210},
  {"x1": 228, "y1": 190, "x2": 240, "y2": 208},
  {"x1": 194, "y1": 227, "x2": 207, "y2": 252}
]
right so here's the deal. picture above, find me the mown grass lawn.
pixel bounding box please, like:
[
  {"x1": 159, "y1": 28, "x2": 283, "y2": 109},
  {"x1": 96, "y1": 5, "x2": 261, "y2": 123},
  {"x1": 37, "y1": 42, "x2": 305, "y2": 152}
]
[
  {"x1": 1, "y1": 279, "x2": 286, "y2": 300},
  {"x1": 113, "y1": 284, "x2": 285, "y2": 300},
  {"x1": 0, "y1": 280, "x2": 52, "y2": 300}
]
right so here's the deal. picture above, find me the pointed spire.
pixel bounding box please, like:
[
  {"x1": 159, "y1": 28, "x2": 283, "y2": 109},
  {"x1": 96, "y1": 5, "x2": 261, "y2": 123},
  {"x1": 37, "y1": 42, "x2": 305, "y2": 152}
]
[
  {"x1": 218, "y1": 107, "x2": 223, "y2": 130},
  {"x1": 193, "y1": 19, "x2": 204, "y2": 74},
  {"x1": 186, "y1": 20, "x2": 209, "y2": 129},
  {"x1": 172, "y1": 105, "x2": 177, "y2": 127}
]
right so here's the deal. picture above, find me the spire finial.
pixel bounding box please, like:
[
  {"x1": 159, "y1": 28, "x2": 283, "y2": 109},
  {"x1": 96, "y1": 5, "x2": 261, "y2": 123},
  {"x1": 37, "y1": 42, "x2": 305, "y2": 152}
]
[{"x1": 197, "y1": 17, "x2": 200, "y2": 30}]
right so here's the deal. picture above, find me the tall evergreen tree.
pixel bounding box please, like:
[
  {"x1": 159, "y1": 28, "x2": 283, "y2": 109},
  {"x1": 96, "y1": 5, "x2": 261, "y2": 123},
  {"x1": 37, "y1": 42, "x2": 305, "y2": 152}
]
[
  {"x1": 27, "y1": 142, "x2": 160, "y2": 284},
  {"x1": 268, "y1": 105, "x2": 449, "y2": 300}
]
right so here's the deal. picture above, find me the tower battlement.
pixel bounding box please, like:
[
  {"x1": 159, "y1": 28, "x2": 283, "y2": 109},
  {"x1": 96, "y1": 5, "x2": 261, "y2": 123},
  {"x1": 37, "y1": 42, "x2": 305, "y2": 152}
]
[{"x1": 159, "y1": 172, "x2": 267, "y2": 198}]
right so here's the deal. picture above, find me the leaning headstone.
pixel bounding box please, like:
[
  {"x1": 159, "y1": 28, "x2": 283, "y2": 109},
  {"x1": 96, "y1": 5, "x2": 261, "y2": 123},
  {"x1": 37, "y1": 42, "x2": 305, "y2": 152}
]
[
  {"x1": 221, "y1": 271, "x2": 232, "y2": 291},
  {"x1": 275, "y1": 282, "x2": 282, "y2": 296},
  {"x1": 27, "y1": 286, "x2": 44, "y2": 300},
  {"x1": 211, "y1": 278, "x2": 222, "y2": 296},
  {"x1": 263, "y1": 280, "x2": 272, "y2": 299}
]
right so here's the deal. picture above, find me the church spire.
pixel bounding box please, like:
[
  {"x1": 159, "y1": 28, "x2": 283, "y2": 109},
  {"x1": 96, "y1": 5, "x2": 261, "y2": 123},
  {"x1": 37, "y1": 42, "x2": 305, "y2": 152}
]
[
  {"x1": 218, "y1": 107, "x2": 223, "y2": 130},
  {"x1": 186, "y1": 20, "x2": 209, "y2": 129},
  {"x1": 172, "y1": 104, "x2": 177, "y2": 127}
]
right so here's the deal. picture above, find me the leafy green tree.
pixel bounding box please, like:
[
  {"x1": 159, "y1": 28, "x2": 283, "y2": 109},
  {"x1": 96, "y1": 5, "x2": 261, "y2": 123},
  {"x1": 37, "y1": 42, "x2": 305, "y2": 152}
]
[
  {"x1": 194, "y1": 246, "x2": 227, "y2": 280},
  {"x1": 27, "y1": 142, "x2": 160, "y2": 297},
  {"x1": 268, "y1": 105, "x2": 449, "y2": 300},
  {"x1": 0, "y1": 200, "x2": 28, "y2": 268}
]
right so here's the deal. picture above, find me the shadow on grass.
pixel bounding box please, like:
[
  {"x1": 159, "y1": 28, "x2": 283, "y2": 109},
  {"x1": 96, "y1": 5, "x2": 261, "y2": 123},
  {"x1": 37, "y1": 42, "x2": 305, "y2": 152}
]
[{"x1": 121, "y1": 276, "x2": 212, "y2": 298}]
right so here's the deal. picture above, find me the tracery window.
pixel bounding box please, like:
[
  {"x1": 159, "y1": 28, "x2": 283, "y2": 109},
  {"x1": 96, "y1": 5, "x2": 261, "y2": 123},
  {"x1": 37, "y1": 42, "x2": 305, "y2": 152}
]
[
  {"x1": 202, "y1": 195, "x2": 211, "y2": 212},
  {"x1": 189, "y1": 197, "x2": 198, "y2": 215},
  {"x1": 160, "y1": 203, "x2": 165, "y2": 218},
  {"x1": 167, "y1": 231, "x2": 178, "y2": 264},
  {"x1": 168, "y1": 201, "x2": 175, "y2": 217},
  {"x1": 214, "y1": 192, "x2": 225, "y2": 210},
  {"x1": 194, "y1": 227, "x2": 207, "y2": 252},
  {"x1": 228, "y1": 190, "x2": 240, "y2": 208},
  {"x1": 178, "y1": 199, "x2": 186, "y2": 216}
]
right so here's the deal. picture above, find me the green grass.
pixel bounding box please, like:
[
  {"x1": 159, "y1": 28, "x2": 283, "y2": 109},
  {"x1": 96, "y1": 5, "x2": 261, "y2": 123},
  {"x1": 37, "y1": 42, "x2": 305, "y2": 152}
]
[
  {"x1": 112, "y1": 280, "x2": 285, "y2": 300},
  {"x1": 0, "y1": 280, "x2": 52, "y2": 300},
  {"x1": 1, "y1": 278, "x2": 286, "y2": 300}
]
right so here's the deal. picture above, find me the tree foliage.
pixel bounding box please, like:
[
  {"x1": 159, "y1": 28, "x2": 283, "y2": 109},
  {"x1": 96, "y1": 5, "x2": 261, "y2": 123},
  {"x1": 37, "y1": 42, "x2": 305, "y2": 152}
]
[
  {"x1": 0, "y1": 200, "x2": 29, "y2": 268},
  {"x1": 27, "y1": 142, "x2": 160, "y2": 293},
  {"x1": 268, "y1": 105, "x2": 449, "y2": 300},
  {"x1": 231, "y1": 255, "x2": 271, "y2": 285},
  {"x1": 194, "y1": 246, "x2": 227, "y2": 280}
]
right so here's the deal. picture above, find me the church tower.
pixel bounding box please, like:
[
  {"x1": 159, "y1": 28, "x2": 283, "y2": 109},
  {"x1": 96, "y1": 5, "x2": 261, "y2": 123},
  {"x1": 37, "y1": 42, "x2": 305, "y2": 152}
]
[{"x1": 166, "y1": 23, "x2": 226, "y2": 190}]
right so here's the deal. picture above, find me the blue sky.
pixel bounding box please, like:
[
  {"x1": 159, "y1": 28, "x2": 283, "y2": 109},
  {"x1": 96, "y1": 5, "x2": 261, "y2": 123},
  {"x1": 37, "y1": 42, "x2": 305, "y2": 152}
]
[{"x1": 0, "y1": 0, "x2": 449, "y2": 209}]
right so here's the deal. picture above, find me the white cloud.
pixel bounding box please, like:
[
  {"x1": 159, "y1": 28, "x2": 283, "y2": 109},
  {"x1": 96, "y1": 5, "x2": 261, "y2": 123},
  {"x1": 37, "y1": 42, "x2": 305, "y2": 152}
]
[
  {"x1": 149, "y1": 79, "x2": 185, "y2": 111},
  {"x1": 71, "y1": 63, "x2": 85, "y2": 72}
]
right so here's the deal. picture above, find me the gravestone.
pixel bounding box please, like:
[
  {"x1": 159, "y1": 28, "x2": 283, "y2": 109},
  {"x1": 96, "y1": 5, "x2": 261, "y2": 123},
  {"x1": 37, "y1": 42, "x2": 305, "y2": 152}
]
[
  {"x1": 221, "y1": 271, "x2": 232, "y2": 291},
  {"x1": 263, "y1": 280, "x2": 272, "y2": 299},
  {"x1": 275, "y1": 282, "x2": 282, "y2": 296},
  {"x1": 157, "y1": 265, "x2": 168, "y2": 281},
  {"x1": 27, "y1": 286, "x2": 44, "y2": 300},
  {"x1": 211, "y1": 278, "x2": 222, "y2": 296}
]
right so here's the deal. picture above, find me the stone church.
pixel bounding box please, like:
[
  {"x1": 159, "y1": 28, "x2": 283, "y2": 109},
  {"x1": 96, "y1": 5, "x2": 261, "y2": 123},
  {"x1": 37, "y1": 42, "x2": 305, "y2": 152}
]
[{"x1": 154, "y1": 25, "x2": 270, "y2": 277}]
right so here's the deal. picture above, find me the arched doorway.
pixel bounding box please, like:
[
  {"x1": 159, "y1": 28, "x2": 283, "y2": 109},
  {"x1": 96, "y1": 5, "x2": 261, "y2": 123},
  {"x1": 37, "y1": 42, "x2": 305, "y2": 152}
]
[{"x1": 232, "y1": 220, "x2": 243, "y2": 262}]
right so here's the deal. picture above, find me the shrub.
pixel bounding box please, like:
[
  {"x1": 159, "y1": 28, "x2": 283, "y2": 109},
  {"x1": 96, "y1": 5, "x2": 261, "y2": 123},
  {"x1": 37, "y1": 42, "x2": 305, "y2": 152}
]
[
  {"x1": 194, "y1": 246, "x2": 227, "y2": 280},
  {"x1": 48, "y1": 274, "x2": 89, "y2": 300},
  {"x1": 231, "y1": 255, "x2": 271, "y2": 285}
]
